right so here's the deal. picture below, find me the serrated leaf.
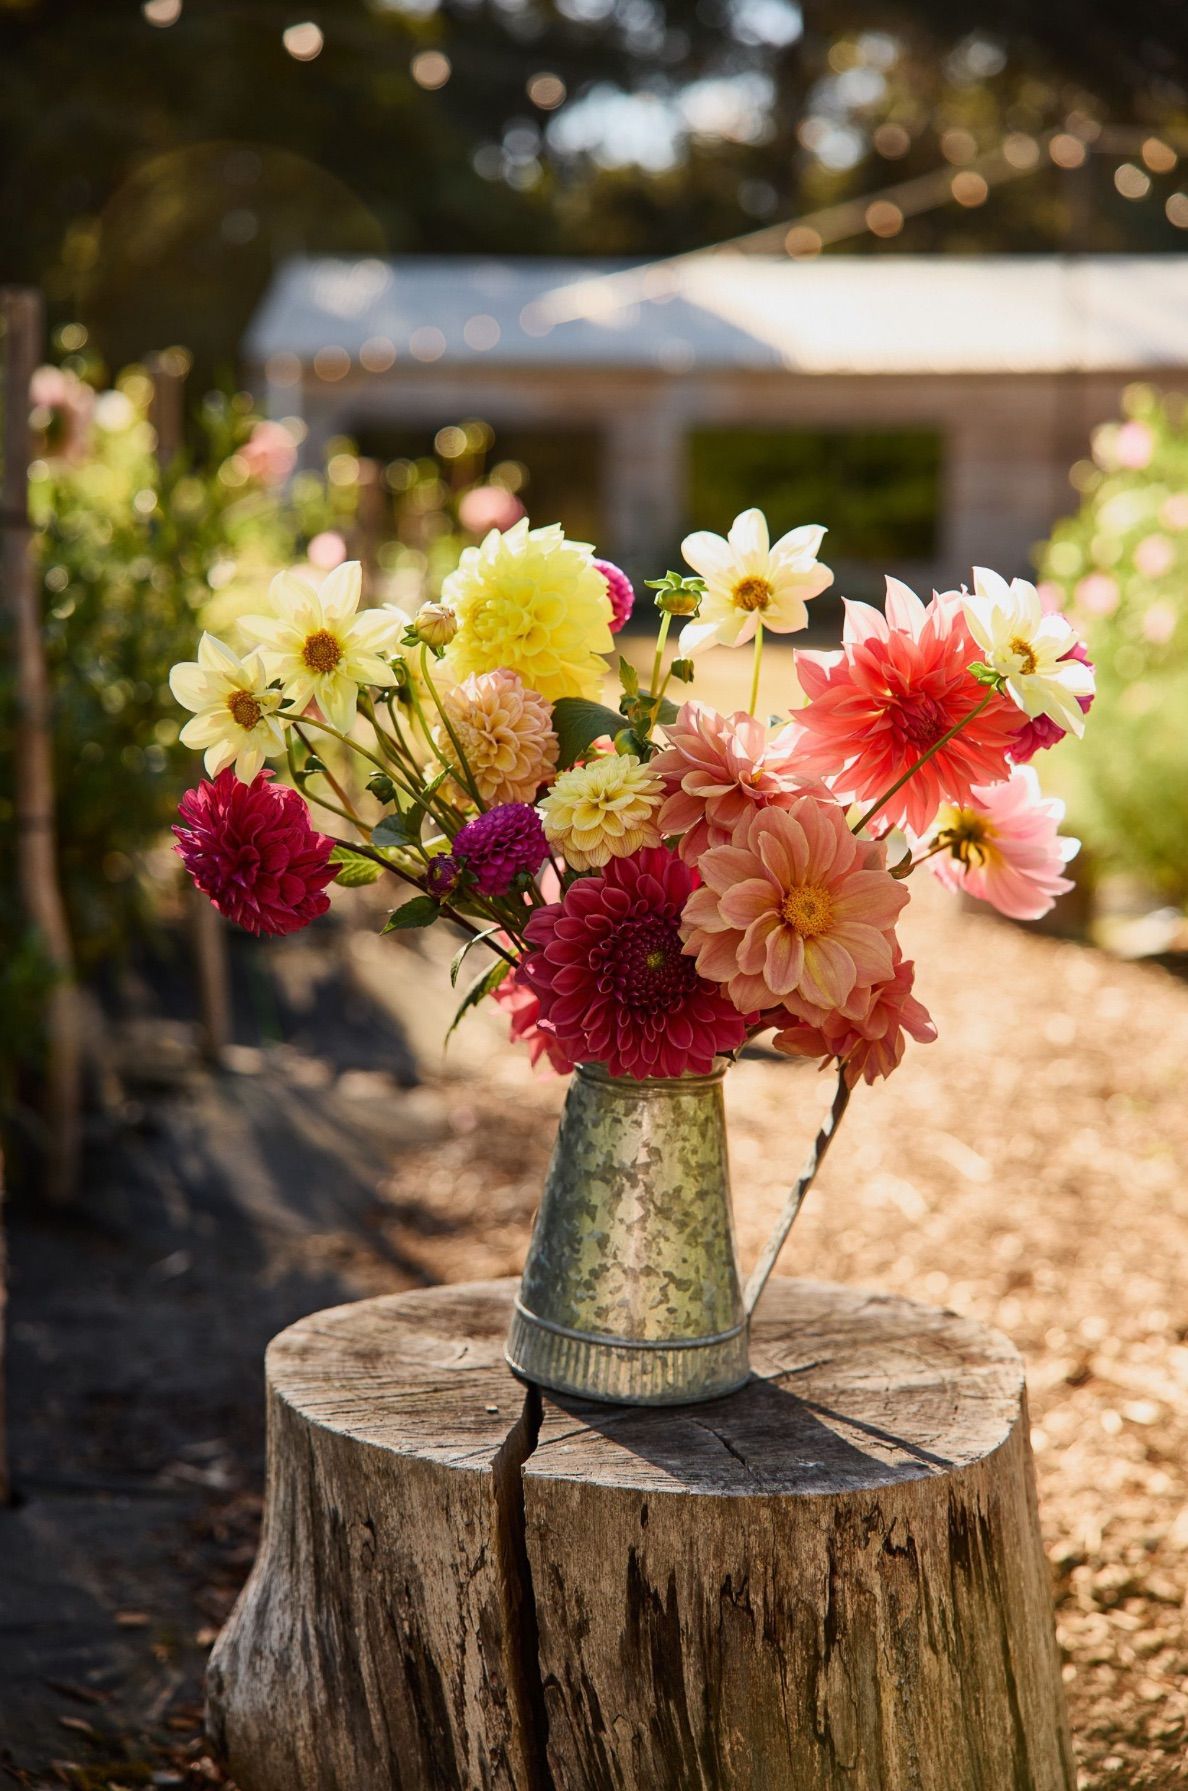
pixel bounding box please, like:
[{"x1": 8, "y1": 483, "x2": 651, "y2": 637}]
[
  {"x1": 445, "y1": 958, "x2": 511, "y2": 1046},
  {"x1": 330, "y1": 846, "x2": 382, "y2": 888},
  {"x1": 551, "y1": 698, "x2": 625, "y2": 768},
  {"x1": 382, "y1": 895, "x2": 440, "y2": 932},
  {"x1": 372, "y1": 810, "x2": 423, "y2": 849},
  {"x1": 449, "y1": 925, "x2": 503, "y2": 987},
  {"x1": 422, "y1": 765, "x2": 452, "y2": 800}
]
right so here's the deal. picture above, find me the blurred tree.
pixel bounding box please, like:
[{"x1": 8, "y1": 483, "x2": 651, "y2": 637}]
[{"x1": 2, "y1": 0, "x2": 1188, "y2": 382}]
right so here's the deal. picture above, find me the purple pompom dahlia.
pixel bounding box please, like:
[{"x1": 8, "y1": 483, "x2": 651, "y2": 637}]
[{"x1": 453, "y1": 802, "x2": 549, "y2": 896}]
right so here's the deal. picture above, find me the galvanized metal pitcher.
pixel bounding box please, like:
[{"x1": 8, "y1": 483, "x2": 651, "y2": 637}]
[{"x1": 505, "y1": 1063, "x2": 750, "y2": 1405}]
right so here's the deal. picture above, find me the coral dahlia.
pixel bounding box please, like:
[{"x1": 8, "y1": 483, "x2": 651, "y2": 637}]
[
  {"x1": 174, "y1": 770, "x2": 337, "y2": 937},
  {"x1": 651, "y1": 701, "x2": 810, "y2": 864},
  {"x1": 771, "y1": 949, "x2": 936, "y2": 1087},
  {"x1": 927, "y1": 765, "x2": 1079, "y2": 922},
  {"x1": 521, "y1": 848, "x2": 748, "y2": 1080},
  {"x1": 437, "y1": 669, "x2": 558, "y2": 807},
  {"x1": 680, "y1": 795, "x2": 908, "y2": 1016},
  {"x1": 791, "y1": 579, "x2": 1020, "y2": 837}
]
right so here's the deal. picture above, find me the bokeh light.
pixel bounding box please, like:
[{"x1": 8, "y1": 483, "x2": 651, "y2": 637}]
[
  {"x1": 411, "y1": 51, "x2": 451, "y2": 91},
  {"x1": 283, "y1": 22, "x2": 324, "y2": 61}
]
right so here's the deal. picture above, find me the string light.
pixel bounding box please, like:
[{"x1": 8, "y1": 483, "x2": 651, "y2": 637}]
[
  {"x1": 411, "y1": 51, "x2": 451, "y2": 90},
  {"x1": 360, "y1": 336, "x2": 397, "y2": 372},
  {"x1": 1166, "y1": 193, "x2": 1188, "y2": 228},
  {"x1": 784, "y1": 225, "x2": 822, "y2": 259},
  {"x1": 143, "y1": 0, "x2": 182, "y2": 23},
  {"x1": 951, "y1": 170, "x2": 989, "y2": 207},
  {"x1": 312, "y1": 345, "x2": 350, "y2": 381},
  {"x1": 1142, "y1": 138, "x2": 1178, "y2": 174},
  {"x1": 282, "y1": 21, "x2": 323, "y2": 61},
  {"x1": 1115, "y1": 163, "x2": 1151, "y2": 200},
  {"x1": 865, "y1": 200, "x2": 903, "y2": 238},
  {"x1": 527, "y1": 73, "x2": 566, "y2": 110},
  {"x1": 1049, "y1": 134, "x2": 1087, "y2": 169}
]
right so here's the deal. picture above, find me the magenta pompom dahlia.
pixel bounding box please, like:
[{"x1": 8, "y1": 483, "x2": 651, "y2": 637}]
[
  {"x1": 174, "y1": 769, "x2": 337, "y2": 937},
  {"x1": 594, "y1": 558, "x2": 635, "y2": 633},
  {"x1": 453, "y1": 802, "x2": 549, "y2": 896},
  {"x1": 521, "y1": 847, "x2": 748, "y2": 1080}
]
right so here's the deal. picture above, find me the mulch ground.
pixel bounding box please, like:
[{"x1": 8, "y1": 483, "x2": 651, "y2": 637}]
[{"x1": 2, "y1": 880, "x2": 1186, "y2": 1788}]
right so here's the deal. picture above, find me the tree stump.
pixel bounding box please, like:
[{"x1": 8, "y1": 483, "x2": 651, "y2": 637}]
[{"x1": 207, "y1": 1278, "x2": 1073, "y2": 1791}]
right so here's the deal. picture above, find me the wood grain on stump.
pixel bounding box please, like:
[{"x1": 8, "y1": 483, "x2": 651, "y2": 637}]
[{"x1": 207, "y1": 1278, "x2": 1073, "y2": 1791}]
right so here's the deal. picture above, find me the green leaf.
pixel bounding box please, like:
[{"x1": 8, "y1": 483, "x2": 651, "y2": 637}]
[
  {"x1": 372, "y1": 809, "x2": 423, "y2": 849},
  {"x1": 449, "y1": 925, "x2": 504, "y2": 987},
  {"x1": 382, "y1": 895, "x2": 440, "y2": 932},
  {"x1": 330, "y1": 846, "x2": 382, "y2": 888},
  {"x1": 618, "y1": 655, "x2": 640, "y2": 698},
  {"x1": 422, "y1": 765, "x2": 452, "y2": 801},
  {"x1": 551, "y1": 697, "x2": 626, "y2": 768},
  {"x1": 445, "y1": 958, "x2": 511, "y2": 1046}
]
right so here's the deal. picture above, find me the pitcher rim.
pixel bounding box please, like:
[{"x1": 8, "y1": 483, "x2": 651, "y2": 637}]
[{"x1": 576, "y1": 1060, "x2": 728, "y2": 1094}]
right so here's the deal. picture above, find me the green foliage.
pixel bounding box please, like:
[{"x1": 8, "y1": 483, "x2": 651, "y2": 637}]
[
  {"x1": 330, "y1": 846, "x2": 383, "y2": 888},
  {"x1": 383, "y1": 895, "x2": 440, "y2": 931},
  {"x1": 1038, "y1": 385, "x2": 1188, "y2": 899},
  {"x1": 445, "y1": 958, "x2": 511, "y2": 1046},
  {"x1": 551, "y1": 698, "x2": 628, "y2": 768}
]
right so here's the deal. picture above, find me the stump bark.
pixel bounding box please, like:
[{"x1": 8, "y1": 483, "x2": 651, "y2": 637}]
[{"x1": 208, "y1": 1278, "x2": 1073, "y2": 1791}]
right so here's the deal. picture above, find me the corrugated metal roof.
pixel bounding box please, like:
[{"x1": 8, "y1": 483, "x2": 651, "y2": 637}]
[{"x1": 245, "y1": 254, "x2": 1188, "y2": 376}]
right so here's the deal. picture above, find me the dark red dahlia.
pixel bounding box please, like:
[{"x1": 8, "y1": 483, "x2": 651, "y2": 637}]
[
  {"x1": 521, "y1": 847, "x2": 748, "y2": 1080},
  {"x1": 453, "y1": 802, "x2": 548, "y2": 896},
  {"x1": 593, "y1": 558, "x2": 635, "y2": 633},
  {"x1": 174, "y1": 769, "x2": 337, "y2": 937}
]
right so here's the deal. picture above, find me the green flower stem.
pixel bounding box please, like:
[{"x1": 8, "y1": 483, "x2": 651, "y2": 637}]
[
  {"x1": 748, "y1": 620, "x2": 765, "y2": 717},
  {"x1": 292, "y1": 723, "x2": 365, "y2": 827},
  {"x1": 415, "y1": 646, "x2": 489, "y2": 812},
  {"x1": 292, "y1": 711, "x2": 388, "y2": 775},
  {"x1": 851, "y1": 688, "x2": 996, "y2": 836},
  {"x1": 327, "y1": 835, "x2": 520, "y2": 968},
  {"x1": 648, "y1": 611, "x2": 672, "y2": 726}
]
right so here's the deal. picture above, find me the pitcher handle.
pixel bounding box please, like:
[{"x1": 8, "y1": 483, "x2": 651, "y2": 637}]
[{"x1": 742, "y1": 1065, "x2": 852, "y2": 1319}]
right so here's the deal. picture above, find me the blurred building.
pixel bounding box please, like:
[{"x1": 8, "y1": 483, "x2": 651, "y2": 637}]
[{"x1": 245, "y1": 254, "x2": 1188, "y2": 589}]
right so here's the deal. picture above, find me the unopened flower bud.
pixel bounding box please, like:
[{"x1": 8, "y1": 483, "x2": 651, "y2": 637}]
[
  {"x1": 414, "y1": 602, "x2": 458, "y2": 648},
  {"x1": 654, "y1": 587, "x2": 701, "y2": 617},
  {"x1": 670, "y1": 657, "x2": 695, "y2": 683}
]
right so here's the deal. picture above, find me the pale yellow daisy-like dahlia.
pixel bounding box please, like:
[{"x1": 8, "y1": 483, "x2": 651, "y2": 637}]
[
  {"x1": 679, "y1": 507, "x2": 833, "y2": 655},
  {"x1": 241, "y1": 561, "x2": 408, "y2": 734},
  {"x1": 539, "y1": 754, "x2": 665, "y2": 870},
  {"x1": 169, "y1": 632, "x2": 285, "y2": 782},
  {"x1": 440, "y1": 519, "x2": 614, "y2": 702},
  {"x1": 436, "y1": 669, "x2": 559, "y2": 807}
]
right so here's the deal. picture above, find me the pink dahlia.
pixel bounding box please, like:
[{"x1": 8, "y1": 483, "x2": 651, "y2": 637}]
[
  {"x1": 651, "y1": 701, "x2": 810, "y2": 865},
  {"x1": 453, "y1": 803, "x2": 549, "y2": 896},
  {"x1": 790, "y1": 580, "x2": 1019, "y2": 837},
  {"x1": 174, "y1": 769, "x2": 337, "y2": 936},
  {"x1": 494, "y1": 966, "x2": 576, "y2": 1076},
  {"x1": 771, "y1": 949, "x2": 936, "y2": 1087},
  {"x1": 927, "y1": 765, "x2": 1079, "y2": 922},
  {"x1": 680, "y1": 794, "x2": 908, "y2": 1016},
  {"x1": 521, "y1": 847, "x2": 748, "y2": 1080},
  {"x1": 593, "y1": 558, "x2": 635, "y2": 633},
  {"x1": 1008, "y1": 641, "x2": 1096, "y2": 764}
]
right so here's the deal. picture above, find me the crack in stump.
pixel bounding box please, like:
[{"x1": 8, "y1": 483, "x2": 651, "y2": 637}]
[{"x1": 491, "y1": 1380, "x2": 555, "y2": 1790}]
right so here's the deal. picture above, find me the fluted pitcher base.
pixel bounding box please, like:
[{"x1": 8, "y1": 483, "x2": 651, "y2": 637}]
[{"x1": 506, "y1": 1300, "x2": 751, "y2": 1406}]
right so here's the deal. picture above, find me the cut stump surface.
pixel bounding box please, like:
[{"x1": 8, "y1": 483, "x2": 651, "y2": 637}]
[{"x1": 207, "y1": 1277, "x2": 1073, "y2": 1791}]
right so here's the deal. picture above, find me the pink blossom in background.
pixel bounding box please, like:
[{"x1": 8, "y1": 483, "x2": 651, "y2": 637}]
[
  {"x1": 30, "y1": 364, "x2": 94, "y2": 463},
  {"x1": 1159, "y1": 493, "x2": 1188, "y2": 531},
  {"x1": 593, "y1": 558, "x2": 635, "y2": 632},
  {"x1": 789, "y1": 579, "x2": 1019, "y2": 837},
  {"x1": 458, "y1": 485, "x2": 525, "y2": 535},
  {"x1": 307, "y1": 530, "x2": 348, "y2": 571},
  {"x1": 174, "y1": 769, "x2": 337, "y2": 936},
  {"x1": 771, "y1": 949, "x2": 936, "y2": 1087},
  {"x1": 1115, "y1": 420, "x2": 1156, "y2": 469},
  {"x1": 494, "y1": 968, "x2": 576, "y2": 1076},
  {"x1": 1141, "y1": 601, "x2": 1177, "y2": 645},
  {"x1": 239, "y1": 420, "x2": 298, "y2": 487},
  {"x1": 522, "y1": 847, "x2": 748, "y2": 1080},
  {"x1": 927, "y1": 766, "x2": 1079, "y2": 922},
  {"x1": 651, "y1": 701, "x2": 810, "y2": 864},
  {"x1": 680, "y1": 794, "x2": 907, "y2": 1018},
  {"x1": 1134, "y1": 533, "x2": 1176, "y2": 579},
  {"x1": 1035, "y1": 581, "x2": 1066, "y2": 614},
  {"x1": 1073, "y1": 573, "x2": 1120, "y2": 617},
  {"x1": 1008, "y1": 640, "x2": 1095, "y2": 763}
]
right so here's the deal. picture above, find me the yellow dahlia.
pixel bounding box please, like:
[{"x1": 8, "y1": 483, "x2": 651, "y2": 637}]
[
  {"x1": 437, "y1": 669, "x2": 559, "y2": 806},
  {"x1": 539, "y1": 754, "x2": 665, "y2": 870},
  {"x1": 440, "y1": 519, "x2": 614, "y2": 702}
]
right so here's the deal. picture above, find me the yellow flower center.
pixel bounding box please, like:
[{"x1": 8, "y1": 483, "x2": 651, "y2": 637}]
[
  {"x1": 1008, "y1": 635, "x2": 1038, "y2": 676},
  {"x1": 227, "y1": 689, "x2": 262, "y2": 731},
  {"x1": 302, "y1": 628, "x2": 343, "y2": 674},
  {"x1": 732, "y1": 575, "x2": 773, "y2": 613},
  {"x1": 939, "y1": 810, "x2": 995, "y2": 867},
  {"x1": 780, "y1": 883, "x2": 834, "y2": 937}
]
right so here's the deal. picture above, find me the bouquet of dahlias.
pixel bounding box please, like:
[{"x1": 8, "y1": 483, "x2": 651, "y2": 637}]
[{"x1": 171, "y1": 509, "x2": 1093, "y2": 1090}]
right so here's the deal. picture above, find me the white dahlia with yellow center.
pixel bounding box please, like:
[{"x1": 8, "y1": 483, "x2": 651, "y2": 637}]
[
  {"x1": 169, "y1": 633, "x2": 285, "y2": 782},
  {"x1": 962, "y1": 568, "x2": 1095, "y2": 736},
  {"x1": 241, "y1": 561, "x2": 409, "y2": 734},
  {"x1": 678, "y1": 507, "x2": 833, "y2": 654}
]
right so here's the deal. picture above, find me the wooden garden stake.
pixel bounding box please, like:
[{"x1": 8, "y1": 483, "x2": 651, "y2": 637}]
[
  {"x1": 1, "y1": 286, "x2": 82, "y2": 1205},
  {"x1": 149, "y1": 352, "x2": 232, "y2": 1064}
]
